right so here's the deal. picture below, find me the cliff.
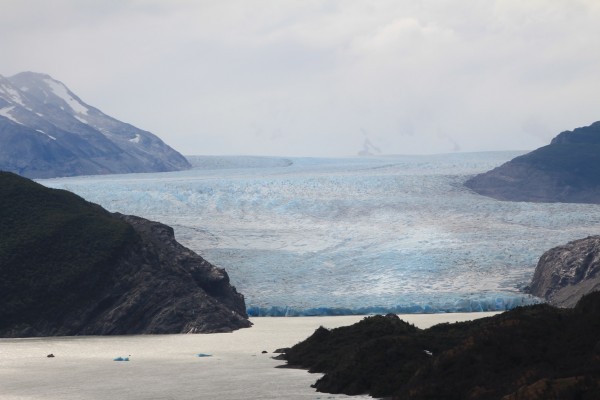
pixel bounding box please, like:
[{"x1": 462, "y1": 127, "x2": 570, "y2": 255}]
[
  {"x1": 528, "y1": 235, "x2": 600, "y2": 307},
  {"x1": 0, "y1": 72, "x2": 191, "y2": 178},
  {"x1": 283, "y1": 294, "x2": 600, "y2": 399},
  {"x1": 0, "y1": 171, "x2": 250, "y2": 337},
  {"x1": 465, "y1": 121, "x2": 600, "y2": 203}
]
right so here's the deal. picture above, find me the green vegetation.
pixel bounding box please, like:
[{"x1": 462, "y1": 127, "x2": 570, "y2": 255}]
[
  {"x1": 0, "y1": 171, "x2": 136, "y2": 331},
  {"x1": 285, "y1": 293, "x2": 600, "y2": 399}
]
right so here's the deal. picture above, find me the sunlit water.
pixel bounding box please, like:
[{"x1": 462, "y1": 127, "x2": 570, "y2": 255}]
[
  {"x1": 40, "y1": 152, "x2": 600, "y2": 315},
  {"x1": 0, "y1": 314, "x2": 496, "y2": 400}
]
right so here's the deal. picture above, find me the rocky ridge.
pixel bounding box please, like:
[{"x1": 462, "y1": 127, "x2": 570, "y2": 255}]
[
  {"x1": 465, "y1": 121, "x2": 600, "y2": 203},
  {"x1": 528, "y1": 235, "x2": 600, "y2": 307},
  {"x1": 0, "y1": 72, "x2": 190, "y2": 178},
  {"x1": 0, "y1": 171, "x2": 250, "y2": 337}
]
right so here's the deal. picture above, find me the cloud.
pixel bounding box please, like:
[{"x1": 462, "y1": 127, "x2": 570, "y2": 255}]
[{"x1": 2, "y1": 0, "x2": 600, "y2": 156}]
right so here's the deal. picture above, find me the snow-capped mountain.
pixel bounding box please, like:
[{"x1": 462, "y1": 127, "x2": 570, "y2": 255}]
[{"x1": 0, "y1": 72, "x2": 190, "y2": 178}]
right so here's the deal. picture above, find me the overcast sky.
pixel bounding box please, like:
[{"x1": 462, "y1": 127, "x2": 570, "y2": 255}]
[{"x1": 2, "y1": 0, "x2": 600, "y2": 157}]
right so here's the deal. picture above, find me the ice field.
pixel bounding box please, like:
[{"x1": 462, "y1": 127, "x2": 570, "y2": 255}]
[{"x1": 40, "y1": 152, "x2": 600, "y2": 315}]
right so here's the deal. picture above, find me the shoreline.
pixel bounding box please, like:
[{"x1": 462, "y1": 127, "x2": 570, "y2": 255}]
[
  {"x1": 250, "y1": 310, "x2": 503, "y2": 327},
  {"x1": 0, "y1": 311, "x2": 502, "y2": 341},
  {"x1": 245, "y1": 311, "x2": 502, "y2": 351},
  {"x1": 0, "y1": 312, "x2": 500, "y2": 400}
]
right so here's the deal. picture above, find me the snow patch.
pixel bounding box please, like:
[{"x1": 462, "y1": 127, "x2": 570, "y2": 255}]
[
  {"x1": 0, "y1": 84, "x2": 25, "y2": 106},
  {"x1": 43, "y1": 78, "x2": 89, "y2": 115},
  {"x1": 74, "y1": 115, "x2": 88, "y2": 124},
  {"x1": 0, "y1": 106, "x2": 22, "y2": 125},
  {"x1": 129, "y1": 134, "x2": 141, "y2": 143},
  {"x1": 35, "y1": 129, "x2": 56, "y2": 140}
]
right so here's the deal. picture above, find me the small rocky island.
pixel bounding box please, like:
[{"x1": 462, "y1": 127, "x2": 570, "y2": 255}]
[
  {"x1": 465, "y1": 121, "x2": 600, "y2": 203},
  {"x1": 0, "y1": 171, "x2": 250, "y2": 337}
]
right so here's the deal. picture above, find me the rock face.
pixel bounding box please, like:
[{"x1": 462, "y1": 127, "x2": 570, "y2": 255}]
[
  {"x1": 465, "y1": 121, "x2": 600, "y2": 203},
  {"x1": 283, "y1": 294, "x2": 600, "y2": 399},
  {"x1": 0, "y1": 171, "x2": 250, "y2": 337},
  {"x1": 0, "y1": 72, "x2": 191, "y2": 178},
  {"x1": 528, "y1": 235, "x2": 600, "y2": 307}
]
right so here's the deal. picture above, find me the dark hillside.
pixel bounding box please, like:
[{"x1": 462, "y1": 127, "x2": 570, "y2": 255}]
[
  {"x1": 283, "y1": 293, "x2": 600, "y2": 399},
  {"x1": 0, "y1": 171, "x2": 250, "y2": 336},
  {"x1": 0, "y1": 171, "x2": 135, "y2": 331},
  {"x1": 465, "y1": 121, "x2": 600, "y2": 203}
]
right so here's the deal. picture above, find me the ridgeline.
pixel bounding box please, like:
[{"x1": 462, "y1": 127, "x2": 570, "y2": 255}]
[{"x1": 465, "y1": 121, "x2": 600, "y2": 203}]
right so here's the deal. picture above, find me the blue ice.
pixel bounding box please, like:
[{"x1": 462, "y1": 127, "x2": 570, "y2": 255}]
[{"x1": 40, "y1": 153, "x2": 600, "y2": 316}]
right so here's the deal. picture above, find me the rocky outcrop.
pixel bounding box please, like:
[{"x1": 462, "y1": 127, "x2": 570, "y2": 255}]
[
  {"x1": 0, "y1": 171, "x2": 250, "y2": 337},
  {"x1": 465, "y1": 121, "x2": 600, "y2": 203},
  {"x1": 0, "y1": 72, "x2": 191, "y2": 178},
  {"x1": 66, "y1": 213, "x2": 252, "y2": 336},
  {"x1": 283, "y1": 293, "x2": 600, "y2": 399},
  {"x1": 527, "y1": 236, "x2": 600, "y2": 308}
]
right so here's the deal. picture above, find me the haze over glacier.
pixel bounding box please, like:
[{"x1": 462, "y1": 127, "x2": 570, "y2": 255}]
[{"x1": 41, "y1": 152, "x2": 600, "y2": 315}]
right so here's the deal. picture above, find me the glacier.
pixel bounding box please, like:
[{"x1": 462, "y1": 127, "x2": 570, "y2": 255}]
[{"x1": 39, "y1": 152, "x2": 600, "y2": 316}]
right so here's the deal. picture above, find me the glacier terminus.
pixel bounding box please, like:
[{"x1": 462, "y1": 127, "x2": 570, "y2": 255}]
[{"x1": 39, "y1": 152, "x2": 600, "y2": 316}]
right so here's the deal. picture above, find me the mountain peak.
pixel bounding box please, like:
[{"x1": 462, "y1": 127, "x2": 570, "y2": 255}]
[
  {"x1": 8, "y1": 71, "x2": 91, "y2": 116},
  {"x1": 0, "y1": 71, "x2": 191, "y2": 178},
  {"x1": 10, "y1": 70, "x2": 53, "y2": 81}
]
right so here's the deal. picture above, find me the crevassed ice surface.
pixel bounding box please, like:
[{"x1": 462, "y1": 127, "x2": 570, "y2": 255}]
[{"x1": 40, "y1": 152, "x2": 600, "y2": 315}]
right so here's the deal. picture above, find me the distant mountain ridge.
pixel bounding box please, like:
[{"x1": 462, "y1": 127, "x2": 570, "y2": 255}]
[
  {"x1": 465, "y1": 121, "x2": 600, "y2": 203},
  {"x1": 0, "y1": 71, "x2": 190, "y2": 178}
]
